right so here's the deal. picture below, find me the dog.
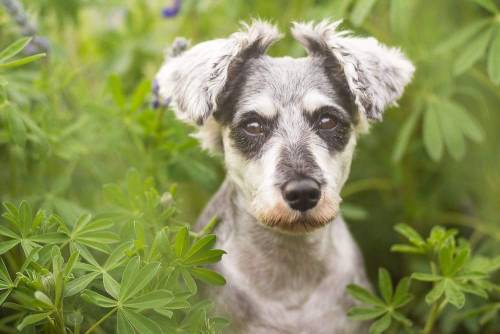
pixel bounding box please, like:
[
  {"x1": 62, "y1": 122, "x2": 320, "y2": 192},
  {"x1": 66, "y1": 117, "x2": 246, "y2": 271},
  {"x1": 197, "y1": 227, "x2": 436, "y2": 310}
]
[{"x1": 155, "y1": 19, "x2": 414, "y2": 334}]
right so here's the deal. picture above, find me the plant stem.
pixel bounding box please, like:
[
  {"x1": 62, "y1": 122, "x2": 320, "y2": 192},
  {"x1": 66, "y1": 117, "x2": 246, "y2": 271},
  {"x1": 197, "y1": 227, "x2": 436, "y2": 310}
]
[
  {"x1": 83, "y1": 308, "x2": 116, "y2": 334},
  {"x1": 422, "y1": 300, "x2": 446, "y2": 334}
]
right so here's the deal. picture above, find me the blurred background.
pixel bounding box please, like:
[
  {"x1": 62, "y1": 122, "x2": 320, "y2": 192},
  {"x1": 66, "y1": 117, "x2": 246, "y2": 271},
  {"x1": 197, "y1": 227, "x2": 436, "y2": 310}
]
[{"x1": 0, "y1": 0, "x2": 499, "y2": 333}]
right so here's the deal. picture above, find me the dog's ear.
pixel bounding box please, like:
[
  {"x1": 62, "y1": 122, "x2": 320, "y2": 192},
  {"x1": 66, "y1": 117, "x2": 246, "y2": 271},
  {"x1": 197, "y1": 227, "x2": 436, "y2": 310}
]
[
  {"x1": 291, "y1": 20, "x2": 414, "y2": 127},
  {"x1": 155, "y1": 20, "x2": 282, "y2": 126}
]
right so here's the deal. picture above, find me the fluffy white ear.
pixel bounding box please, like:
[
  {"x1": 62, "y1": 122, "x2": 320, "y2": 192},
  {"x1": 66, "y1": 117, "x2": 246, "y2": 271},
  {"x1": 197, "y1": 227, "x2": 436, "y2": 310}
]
[
  {"x1": 155, "y1": 20, "x2": 282, "y2": 126},
  {"x1": 291, "y1": 20, "x2": 415, "y2": 126}
]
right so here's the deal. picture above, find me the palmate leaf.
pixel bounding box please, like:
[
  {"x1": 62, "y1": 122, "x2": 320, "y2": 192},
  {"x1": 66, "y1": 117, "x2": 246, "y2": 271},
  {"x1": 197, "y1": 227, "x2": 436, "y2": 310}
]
[
  {"x1": 433, "y1": 18, "x2": 491, "y2": 54},
  {"x1": 119, "y1": 258, "x2": 160, "y2": 301},
  {"x1": 453, "y1": 27, "x2": 494, "y2": 75},
  {"x1": 393, "y1": 278, "x2": 413, "y2": 307},
  {"x1": 124, "y1": 290, "x2": 173, "y2": 309},
  {"x1": 425, "y1": 280, "x2": 446, "y2": 304},
  {"x1": 444, "y1": 279, "x2": 466, "y2": 308}
]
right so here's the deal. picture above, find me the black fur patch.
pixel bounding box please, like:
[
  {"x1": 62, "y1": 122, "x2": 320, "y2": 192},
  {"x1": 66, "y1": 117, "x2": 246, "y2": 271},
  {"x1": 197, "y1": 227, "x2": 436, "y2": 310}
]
[
  {"x1": 229, "y1": 111, "x2": 278, "y2": 160},
  {"x1": 305, "y1": 106, "x2": 352, "y2": 153}
]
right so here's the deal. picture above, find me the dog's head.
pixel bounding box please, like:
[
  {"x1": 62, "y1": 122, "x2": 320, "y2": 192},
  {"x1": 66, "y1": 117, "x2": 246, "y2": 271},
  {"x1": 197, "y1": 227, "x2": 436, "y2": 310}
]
[{"x1": 155, "y1": 20, "x2": 414, "y2": 233}]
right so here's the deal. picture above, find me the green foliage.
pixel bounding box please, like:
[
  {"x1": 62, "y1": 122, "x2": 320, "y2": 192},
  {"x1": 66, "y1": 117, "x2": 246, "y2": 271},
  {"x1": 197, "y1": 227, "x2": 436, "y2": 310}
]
[
  {"x1": 0, "y1": 0, "x2": 499, "y2": 333},
  {"x1": 348, "y1": 224, "x2": 500, "y2": 333},
  {"x1": 0, "y1": 172, "x2": 227, "y2": 333}
]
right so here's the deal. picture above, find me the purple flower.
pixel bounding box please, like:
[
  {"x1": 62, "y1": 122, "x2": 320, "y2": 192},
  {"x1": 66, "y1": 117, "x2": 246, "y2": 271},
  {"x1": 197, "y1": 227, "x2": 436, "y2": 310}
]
[{"x1": 162, "y1": 0, "x2": 181, "y2": 18}]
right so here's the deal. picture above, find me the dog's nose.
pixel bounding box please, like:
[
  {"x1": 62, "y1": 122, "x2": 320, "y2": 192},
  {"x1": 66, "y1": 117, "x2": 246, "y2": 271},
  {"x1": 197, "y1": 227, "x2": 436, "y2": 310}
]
[{"x1": 282, "y1": 178, "x2": 321, "y2": 212}]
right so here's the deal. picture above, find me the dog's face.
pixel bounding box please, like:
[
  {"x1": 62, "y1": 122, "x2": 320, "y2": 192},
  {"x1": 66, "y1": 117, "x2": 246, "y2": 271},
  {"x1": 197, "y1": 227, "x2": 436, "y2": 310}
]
[{"x1": 155, "y1": 20, "x2": 414, "y2": 233}]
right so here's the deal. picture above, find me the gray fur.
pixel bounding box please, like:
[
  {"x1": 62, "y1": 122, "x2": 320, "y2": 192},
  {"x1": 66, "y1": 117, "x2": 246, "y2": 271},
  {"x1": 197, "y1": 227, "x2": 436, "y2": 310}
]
[
  {"x1": 197, "y1": 180, "x2": 370, "y2": 333},
  {"x1": 155, "y1": 19, "x2": 414, "y2": 334}
]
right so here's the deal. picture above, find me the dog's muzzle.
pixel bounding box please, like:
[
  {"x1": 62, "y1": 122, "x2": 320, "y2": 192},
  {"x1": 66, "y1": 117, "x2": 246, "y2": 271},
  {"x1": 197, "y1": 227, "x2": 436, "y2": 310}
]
[{"x1": 281, "y1": 177, "x2": 321, "y2": 212}]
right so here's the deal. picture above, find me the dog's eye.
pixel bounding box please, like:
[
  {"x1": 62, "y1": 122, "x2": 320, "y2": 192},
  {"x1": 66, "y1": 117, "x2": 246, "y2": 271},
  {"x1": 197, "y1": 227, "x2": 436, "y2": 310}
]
[
  {"x1": 318, "y1": 114, "x2": 337, "y2": 130},
  {"x1": 243, "y1": 121, "x2": 264, "y2": 136}
]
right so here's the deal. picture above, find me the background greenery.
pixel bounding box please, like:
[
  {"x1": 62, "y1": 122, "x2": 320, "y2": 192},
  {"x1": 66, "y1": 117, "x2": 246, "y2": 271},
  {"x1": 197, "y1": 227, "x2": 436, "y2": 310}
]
[{"x1": 0, "y1": 0, "x2": 499, "y2": 333}]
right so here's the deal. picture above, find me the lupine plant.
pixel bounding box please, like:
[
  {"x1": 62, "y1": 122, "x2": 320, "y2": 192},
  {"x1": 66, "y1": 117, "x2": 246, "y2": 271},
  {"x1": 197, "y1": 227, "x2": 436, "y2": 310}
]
[
  {"x1": 347, "y1": 224, "x2": 500, "y2": 333},
  {"x1": 1, "y1": 0, "x2": 500, "y2": 333},
  {"x1": 0, "y1": 170, "x2": 227, "y2": 333}
]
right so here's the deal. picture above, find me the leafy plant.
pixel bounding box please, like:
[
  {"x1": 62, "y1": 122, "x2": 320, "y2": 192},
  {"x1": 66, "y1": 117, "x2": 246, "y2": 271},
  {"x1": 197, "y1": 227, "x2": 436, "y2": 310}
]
[
  {"x1": 0, "y1": 171, "x2": 227, "y2": 333},
  {"x1": 347, "y1": 224, "x2": 500, "y2": 333}
]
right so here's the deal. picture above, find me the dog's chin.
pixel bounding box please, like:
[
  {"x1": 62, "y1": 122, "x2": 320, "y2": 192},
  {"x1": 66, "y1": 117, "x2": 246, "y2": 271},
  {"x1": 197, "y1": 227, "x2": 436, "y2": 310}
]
[{"x1": 257, "y1": 200, "x2": 338, "y2": 234}]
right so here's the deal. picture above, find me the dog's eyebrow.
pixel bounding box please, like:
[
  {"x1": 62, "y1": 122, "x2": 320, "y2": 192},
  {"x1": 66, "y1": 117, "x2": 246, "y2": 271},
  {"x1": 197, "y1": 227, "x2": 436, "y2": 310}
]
[
  {"x1": 235, "y1": 94, "x2": 277, "y2": 121},
  {"x1": 302, "y1": 90, "x2": 349, "y2": 119}
]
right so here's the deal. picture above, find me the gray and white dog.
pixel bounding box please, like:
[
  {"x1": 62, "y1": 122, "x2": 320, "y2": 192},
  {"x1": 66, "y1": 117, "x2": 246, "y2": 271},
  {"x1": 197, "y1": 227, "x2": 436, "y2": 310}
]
[{"x1": 155, "y1": 19, "x2": 414, "y2": 334}]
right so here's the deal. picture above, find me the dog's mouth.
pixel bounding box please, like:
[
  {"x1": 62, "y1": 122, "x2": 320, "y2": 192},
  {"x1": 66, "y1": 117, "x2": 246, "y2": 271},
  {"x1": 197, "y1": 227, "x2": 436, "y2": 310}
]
[{"x1": 257, "y1": 196, "x2": 339, "y2": 233}]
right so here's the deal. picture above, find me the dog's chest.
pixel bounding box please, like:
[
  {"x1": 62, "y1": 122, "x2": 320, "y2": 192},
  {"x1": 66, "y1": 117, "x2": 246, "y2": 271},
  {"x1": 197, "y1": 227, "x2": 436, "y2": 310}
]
[{"x1": 213, "y1": 233, "x2": 364, "y2": 334}]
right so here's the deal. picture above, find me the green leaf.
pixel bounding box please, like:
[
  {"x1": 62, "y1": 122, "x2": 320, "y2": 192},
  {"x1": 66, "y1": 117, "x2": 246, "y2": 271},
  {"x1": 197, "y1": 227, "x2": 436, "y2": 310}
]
[
  {"x1": 0, "y1": 240, "x2": 19, "y2": 254},
  {"x1": 439, "y1": 242, "x2": 455, "y2": 275},
  {"x1": 389, "y1": 0, "x2": 414, "y2": 37},
  {"x1": 117, "y1": 309, "x2": 134, "y2": 334},
  {"x1": 426, "y1": 280, "x2": 446, "y2": 304},
  {"x1": 453, "y1": 27, "x2": 494, "y2": 75},
  {"x1": 450, "y1": 246, "x2": 471, "y2": 275},
  {"x1": 0, "y1": 258, "x2": 13, "y2": 286},
  {"x1": 120, "y1": 260, "x2": 160, "y2": 301},
  {"x1": 392, "y1": 104, "x2": 422, "y2": 162},
  {"x1": 103, "y1": 273, "x2": 120, "y2": 300},
  {"x1": 390, "y1": 244, "x2": 425, "y2": 254},
  {"x1": 0, "y1": 38, "x2": 31, "y2": 63},
  {"x1": 130, "y1": 79, "x2": 151, "y2": 112},
  {"x1": 124, "y1": 290, "x2": 173, "y2": 309},
  {"x1": 412, "y1": 272, "x2": 441, "y2": 282},
  {"x1": 121, "y1": 308, "x2": 163, "y2": 334},
  {"x1": 392, "y1": 311, "x2": 413, "y2": 327},
  {"x1": 423, "y1": 104, "x2": 444, "y2": 161},
  {"x1": 433, "y1": 19, "x2": 491, "y2": 54},
  {"x1": 0, "y1": 225, "x2": 19, "y2": 239},
  {"x1": 444, "y1": 279, "x2": 466, "y2": 308},
  {"x1": 65, "y1": 272, "x2": 100, "y2": 297},
  {"x1": 16, "y1": 312, "x2": 52, "y2": 331},
  {"x1": 369, "y1": 313, "x2": 392, "y2": 334},
  {"x1": 378, "y1": 268, "x2": 393, "y2": 303},
  {"x1": 182, "y1": 249, "x2": 225, "y2": 265},
  {"x1": 81, "y1": 290, "x2": 117, "y2": 308},
  {"x1": 182, "y1": 269, "x2": 197, "y2": 294},
  {"x1": 394, "y1": 224, "x2": 425, "y2": 247},
  {"x1": 0, "y1": 53, "x2": 46, "y2": 69},
  {"x1": 487, "y1": 27, "x2": 500, "y2": 84},
  {"x1": 449, "y1": 102, "x2": 484, "y2": 143},
  {"x1": 184, "y1": 234, "x2": 216, "y2": 260},
  {"x1": 109, "y1": 75, "x2": 126, "y2": 109},
  {"x1": 34, "y1": 291, "x2": 53, "y2": 307},
  {"x1": 5, "y1": 106, "x2": 27, "y2": 148},
  {"x1": 190, "y1": 268, "x2": 226, "y2": 286},
  {"x1": 393, "y1": 277, "x2": 412, "y2": 307},
  {"x1": 175, "y1": 226, "x2": 189, "y2": 257},
  {"x1": 472, "y1": 0, "x2": 499, "y2": 13},
  {"x1": 350, "y1": 0, "x2": 379, "y2": 26},
  {"x1": 347, "y1": 284, "x2": 385, "y2": 307},
  {"x1": 348, "y1": 306, "x2": 387, "y2": 320},
  {"x1": 436, "y1": 100, "x2": 466, "y2": 160}
]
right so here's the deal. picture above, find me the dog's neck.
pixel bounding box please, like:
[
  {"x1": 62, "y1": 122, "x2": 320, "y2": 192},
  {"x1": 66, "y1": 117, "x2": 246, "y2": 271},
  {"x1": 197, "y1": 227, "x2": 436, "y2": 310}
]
[{"x1": 222, "y1": 179, "x2": 335, "y2": 303}]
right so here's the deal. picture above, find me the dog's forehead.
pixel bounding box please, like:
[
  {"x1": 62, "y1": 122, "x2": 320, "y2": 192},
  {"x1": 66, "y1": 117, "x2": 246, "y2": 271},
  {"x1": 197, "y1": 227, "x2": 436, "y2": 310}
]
[{"x1": 234, "y1": 56, "x2": 340, "y2": 117}]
